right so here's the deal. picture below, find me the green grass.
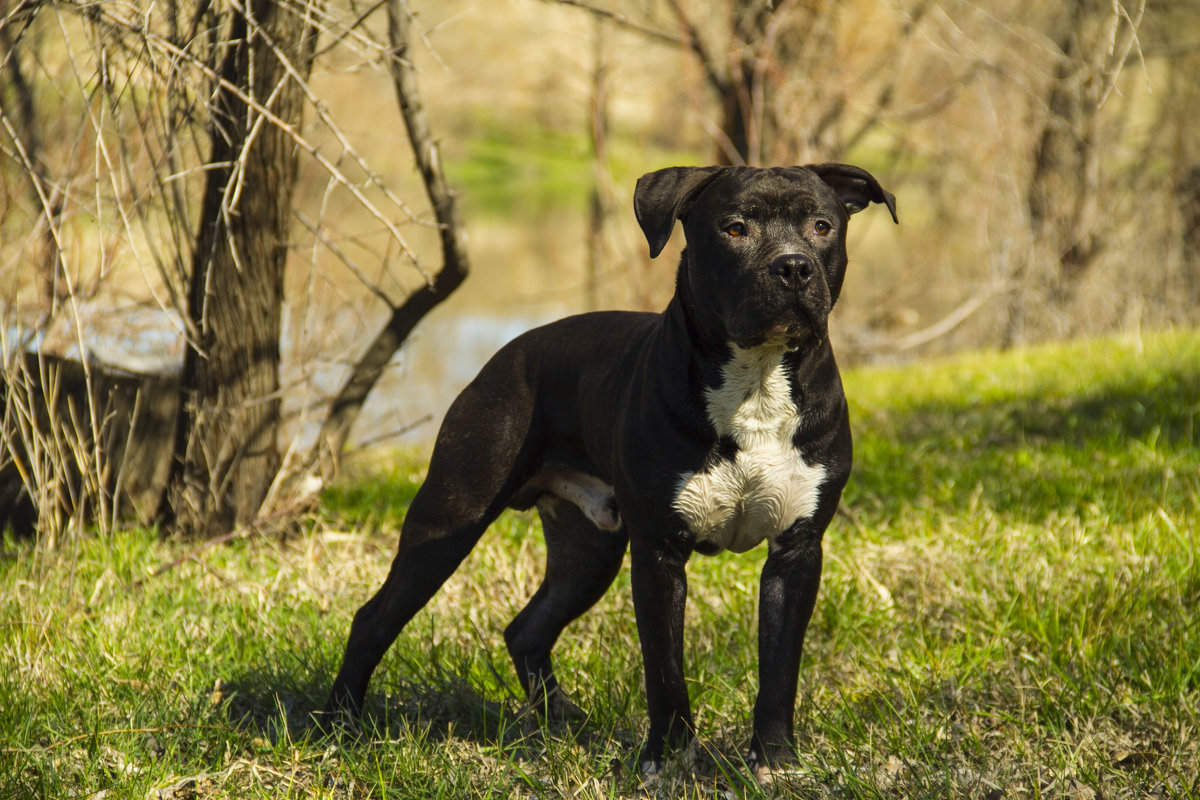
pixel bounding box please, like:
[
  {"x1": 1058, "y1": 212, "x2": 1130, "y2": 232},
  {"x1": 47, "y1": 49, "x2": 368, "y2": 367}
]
[
  {"x1": 3, "y1": 329, "x2": 1198, "y2": 798},
  {"x1": 443, "y1": 112, "x2": 700, "y2": 219}
]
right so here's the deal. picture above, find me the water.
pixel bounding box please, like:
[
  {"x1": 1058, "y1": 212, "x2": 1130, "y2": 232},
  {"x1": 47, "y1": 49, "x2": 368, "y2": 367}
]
[{"x1": 13, "y1": 298, "x2": 561, "y2": 450}]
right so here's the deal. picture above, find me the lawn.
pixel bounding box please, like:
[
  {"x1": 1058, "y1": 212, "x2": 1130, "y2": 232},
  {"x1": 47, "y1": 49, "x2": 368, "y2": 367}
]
[{"x1": 2, "y1": 329, "x2": 1197, "y2": 799}]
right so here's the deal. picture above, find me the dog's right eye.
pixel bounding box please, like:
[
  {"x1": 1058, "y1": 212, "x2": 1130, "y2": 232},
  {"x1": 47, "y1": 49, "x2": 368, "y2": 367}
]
[{"x1": 725, "y1": 222, "x2": 748, "y2": 238}]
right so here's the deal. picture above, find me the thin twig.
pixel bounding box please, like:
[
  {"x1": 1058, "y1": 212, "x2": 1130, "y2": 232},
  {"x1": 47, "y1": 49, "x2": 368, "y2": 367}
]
[
  {"x1": 78, "y1": 0, "x2": 423, "y2": 269},
  {"x1": 543, "y1": 0, "x2": 683, "y2": 46},
  {"x1": 890, "y1": 282, "x2": 1009, "y2": 352},
  {"x1": 312, "y1": 0, "x2": 472, "y2": 468}
]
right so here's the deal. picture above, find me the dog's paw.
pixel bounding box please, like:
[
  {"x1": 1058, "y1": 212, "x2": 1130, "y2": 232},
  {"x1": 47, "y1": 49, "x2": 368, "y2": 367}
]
[
  {"x1": 632, "y1": 739, "x2": 665, "y2": 778},
  {"x1": 543, "y1": 686, "x2": 588, "y2": 723},
  {"x1": 632, "y1": 735, "x2": 703, "y2": 778},
  {"x1": 310, "y1": 707, "x2": 362, "y2": 738},
  {"x1": 746, "y1": 747, "x2": 807, "y2": 787},
  {"x1": 520, "y1": 685, "x2": 588, "y2": 727}
]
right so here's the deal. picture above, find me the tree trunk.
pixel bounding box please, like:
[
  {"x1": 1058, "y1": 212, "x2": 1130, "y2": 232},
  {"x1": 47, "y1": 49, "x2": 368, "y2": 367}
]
[
  {"x1": 719, "y1": 0, "x2": 775, "y2": 166},
  {"x1": 586, "y1": 16, "x2": 614, "y2": 310},
  {"x1": 0, "y1": 6, "x2": 65, "y2": 312},
  {"x1": 1007, "y1": 0, "x2": 1106, "y2": 344},
  {"x1": 1179, "y1": 165, "x2": 1200, "y2": 304},
  {"x1": 161, "y1": 0, "x2": 317, "y2": 537},
  {"x1": 1026, "y1": 0, "x2": 1103, "y2": 290}
]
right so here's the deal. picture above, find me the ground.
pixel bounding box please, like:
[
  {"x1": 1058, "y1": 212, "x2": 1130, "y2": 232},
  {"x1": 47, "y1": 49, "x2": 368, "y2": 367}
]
[{"x1": 2, "y1": 329, "x2": 1198, "y2": 799}]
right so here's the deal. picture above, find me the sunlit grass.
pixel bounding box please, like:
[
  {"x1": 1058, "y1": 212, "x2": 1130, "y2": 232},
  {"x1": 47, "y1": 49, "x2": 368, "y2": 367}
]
[
  {"x1": 2, "y1": 328, "x2": 1197, "y2": 798},
  {"x1": 443, "y1": 111, "x2": 701, "y2": 220}
]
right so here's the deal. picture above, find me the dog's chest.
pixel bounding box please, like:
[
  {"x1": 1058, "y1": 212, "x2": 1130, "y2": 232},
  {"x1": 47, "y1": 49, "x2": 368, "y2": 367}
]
[{"x1": 672, "y1": 347, "x2": 826, "y2": 554}]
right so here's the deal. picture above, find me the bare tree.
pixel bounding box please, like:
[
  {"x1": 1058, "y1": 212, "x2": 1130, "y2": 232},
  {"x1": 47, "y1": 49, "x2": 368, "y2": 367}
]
[
  {"x1": 1146, "y1": 0, "x2": 1200, "y2": 307},
  {"x1": 664, "y1": 0, "x2": 764, "y2": 164},
  {"x1": 0, "y1": 0, "x2": 466, "y2": 539},
  {"x1": 159, "y1": 0, "x2": 320, "y2": 537},
  {"x1": 550, "y1": 0, "x2": 791, "y2": 165},
  {"x1": 1006, "y1": 0, "x2": 1147, "y2": 344},
  {"x1": 586, "y1": 16, "x2": 617, "y2": 309}
]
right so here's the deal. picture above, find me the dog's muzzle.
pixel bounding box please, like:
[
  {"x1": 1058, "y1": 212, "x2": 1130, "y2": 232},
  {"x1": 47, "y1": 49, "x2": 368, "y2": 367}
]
[{"x1": 757, "y1": 252, "x2": 831, "y2": 345}]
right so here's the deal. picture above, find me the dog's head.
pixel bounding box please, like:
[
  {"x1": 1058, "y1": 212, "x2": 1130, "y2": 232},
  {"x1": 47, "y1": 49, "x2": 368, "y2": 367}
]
[{"x1": 634, "y1": 164, "x2": 897, "y2": 349}]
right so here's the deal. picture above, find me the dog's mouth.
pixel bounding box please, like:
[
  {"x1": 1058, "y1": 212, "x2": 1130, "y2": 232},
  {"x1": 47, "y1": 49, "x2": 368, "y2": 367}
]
[
  {"x1": 732, "y1": 304, "x2": 828, "y2": 350},
  {"x1": 722, "y1": 275, "x2": 833, "y2": 350},
  {"x1": 733, "y1": 318, "x2": 825, "y2": 350}
]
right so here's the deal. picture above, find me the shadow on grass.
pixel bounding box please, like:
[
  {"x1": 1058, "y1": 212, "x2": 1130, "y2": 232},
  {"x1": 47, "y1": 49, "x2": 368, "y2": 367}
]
[
  {"x1": 848, "y1": 364, "x2": 1200, "y2": 523},
  {"x1": 218, "y1": 658, "x2": 635, "y2": 766}
]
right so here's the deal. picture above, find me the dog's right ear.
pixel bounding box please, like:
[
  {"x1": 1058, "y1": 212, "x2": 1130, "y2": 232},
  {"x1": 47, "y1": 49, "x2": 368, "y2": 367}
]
[{"x1": 634, "y1": 166, "x2": 727, "y2": 258}]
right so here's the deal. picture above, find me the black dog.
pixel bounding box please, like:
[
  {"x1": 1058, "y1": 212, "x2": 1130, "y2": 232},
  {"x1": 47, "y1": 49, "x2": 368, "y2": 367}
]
[{"x1": 326, "y1": 164, "x2": 897, "y2": 774}]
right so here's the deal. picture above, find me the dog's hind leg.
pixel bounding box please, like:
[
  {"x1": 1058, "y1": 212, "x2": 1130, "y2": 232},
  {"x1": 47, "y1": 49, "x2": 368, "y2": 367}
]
[
  {"x1": 325, "y1": 512, "x2": 490, "y2": 716},
  {"x1": 326, "y1": 378, "x2": 539, "y2": 717},
  {"x1": 505, "y1": 494, "x2": 628, "y2": 720}
]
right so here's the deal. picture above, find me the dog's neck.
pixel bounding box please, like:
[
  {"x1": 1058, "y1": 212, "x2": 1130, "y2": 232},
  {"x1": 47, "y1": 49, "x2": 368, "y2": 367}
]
[{"x1": 669, "y1": 249, "x2": 726, "y2": 350}]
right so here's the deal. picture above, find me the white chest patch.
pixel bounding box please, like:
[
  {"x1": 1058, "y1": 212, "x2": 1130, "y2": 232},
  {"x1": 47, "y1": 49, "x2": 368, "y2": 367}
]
[{"x1": 672, "y1": 345, "x2": 826, "y2": 553}]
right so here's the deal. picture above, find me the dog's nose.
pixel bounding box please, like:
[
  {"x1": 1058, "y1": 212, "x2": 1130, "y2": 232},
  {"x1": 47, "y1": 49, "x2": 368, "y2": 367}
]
[{"x1": 769, "y1": 254, "x2": 815, "y2": 287}]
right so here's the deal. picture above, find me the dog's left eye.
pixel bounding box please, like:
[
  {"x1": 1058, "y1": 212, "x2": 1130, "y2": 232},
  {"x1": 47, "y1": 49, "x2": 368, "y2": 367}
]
[
  {"x1": 725, "y1": 222, "x2": 748, "y2": 238},
  {"x1": 813, "y1": 220, "x2": 832, "y2": 236}
]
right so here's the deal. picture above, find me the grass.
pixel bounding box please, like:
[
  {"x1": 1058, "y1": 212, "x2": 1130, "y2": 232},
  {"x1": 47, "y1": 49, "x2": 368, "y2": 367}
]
[
  {"x1": 443, "y1": 111, "x2": 701, "y2": 220},
  {"x1": 2, "y1": 328, "x2": 1198, "y2": 798}
]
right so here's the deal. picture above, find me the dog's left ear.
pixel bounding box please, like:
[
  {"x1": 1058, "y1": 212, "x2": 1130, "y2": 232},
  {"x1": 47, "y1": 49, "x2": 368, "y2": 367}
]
[
  {"x1": 634, "y1": 166, "x2": 727, "y2": 258},
  {"x1": 807, "y1": 163, "x2": 899, "y2": 224}
]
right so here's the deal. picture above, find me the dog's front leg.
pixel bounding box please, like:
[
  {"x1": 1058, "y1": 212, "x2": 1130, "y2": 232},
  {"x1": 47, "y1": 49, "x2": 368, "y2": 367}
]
[
  {"x1": 630, "y1": 536, "x2": 694, "y2": 773},
  {"x1": 749, "y1": 526, "x2": 824, "y2": 771}
]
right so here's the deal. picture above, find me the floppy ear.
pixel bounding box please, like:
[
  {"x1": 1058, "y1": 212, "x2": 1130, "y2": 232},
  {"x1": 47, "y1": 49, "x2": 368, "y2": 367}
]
[
  {"x1": 806, "y1": 163, "x2": 898, "y2": 224},
  {"x1": 633, "y1": 166, "x2": 727, "y2": 258}
]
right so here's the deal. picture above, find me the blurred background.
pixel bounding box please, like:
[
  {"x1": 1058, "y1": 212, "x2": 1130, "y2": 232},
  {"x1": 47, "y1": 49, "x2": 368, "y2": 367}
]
[{"x1": 1, "y1": 0, "x2": 1194, "y2": 452}]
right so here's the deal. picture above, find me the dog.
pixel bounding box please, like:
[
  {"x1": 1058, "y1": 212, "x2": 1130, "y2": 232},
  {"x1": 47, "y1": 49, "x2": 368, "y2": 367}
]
[{"x1": 325, "y1": 163, "x2": 897, "y2": 775}]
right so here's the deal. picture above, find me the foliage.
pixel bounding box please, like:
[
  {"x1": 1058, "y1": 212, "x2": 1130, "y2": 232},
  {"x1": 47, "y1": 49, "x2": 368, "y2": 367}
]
[
  {"x1": 444, "y1": 113, "x2": 697, "y2": 219},
  {"x1": 2, "y1": 328, "x2": 1196, "y2": 798}
]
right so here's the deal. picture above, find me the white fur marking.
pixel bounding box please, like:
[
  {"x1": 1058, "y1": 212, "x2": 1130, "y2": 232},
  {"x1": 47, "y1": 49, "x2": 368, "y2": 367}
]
[
  {"x1": 673, "y1": 345, "x2": 826, "y2": 553},
  {"x1": 530, "y1": 466, "x2": 621, "y2": 530}
]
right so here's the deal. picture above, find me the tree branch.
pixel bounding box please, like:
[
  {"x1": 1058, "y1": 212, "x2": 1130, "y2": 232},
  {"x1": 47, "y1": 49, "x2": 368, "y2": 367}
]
[
  {"x1": 315, "y1": 0, "x2": 471, "y2": 470},
  {"x1": 666, "y1": 0, "x2": 730, "y2": 97},
  {"x1": 544, "y1": 0, "x2": 684, "y2": 47}
]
